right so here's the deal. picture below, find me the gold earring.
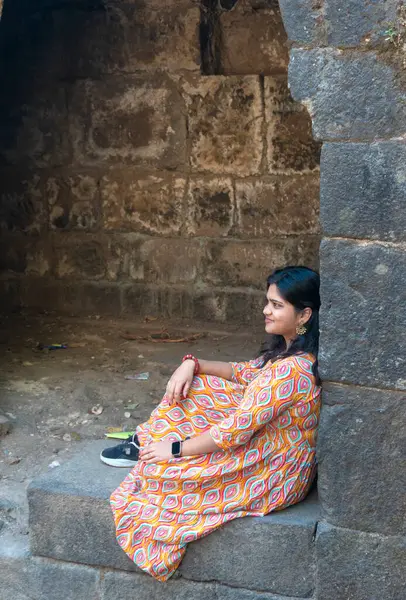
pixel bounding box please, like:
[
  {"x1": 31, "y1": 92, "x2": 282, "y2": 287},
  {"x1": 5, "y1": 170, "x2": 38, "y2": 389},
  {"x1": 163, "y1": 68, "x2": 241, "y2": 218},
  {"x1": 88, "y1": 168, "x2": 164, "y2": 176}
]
[{"x1": 296, "y1": 324, "x2": 307, "y2": 335}]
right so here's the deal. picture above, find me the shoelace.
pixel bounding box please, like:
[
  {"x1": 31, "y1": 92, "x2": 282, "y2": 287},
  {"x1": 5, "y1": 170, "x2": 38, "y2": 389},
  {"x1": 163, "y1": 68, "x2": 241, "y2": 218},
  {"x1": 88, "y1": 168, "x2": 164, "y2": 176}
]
[{"x1": 124, "y1": 433, "x2": 140, "y2": 455}]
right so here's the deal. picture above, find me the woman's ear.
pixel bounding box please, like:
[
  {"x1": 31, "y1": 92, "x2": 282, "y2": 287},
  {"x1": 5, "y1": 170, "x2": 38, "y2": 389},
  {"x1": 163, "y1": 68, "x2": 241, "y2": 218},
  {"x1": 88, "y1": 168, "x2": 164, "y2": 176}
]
[{"x1": 302, "y1": 307, "x2": 312, "y2": 325}]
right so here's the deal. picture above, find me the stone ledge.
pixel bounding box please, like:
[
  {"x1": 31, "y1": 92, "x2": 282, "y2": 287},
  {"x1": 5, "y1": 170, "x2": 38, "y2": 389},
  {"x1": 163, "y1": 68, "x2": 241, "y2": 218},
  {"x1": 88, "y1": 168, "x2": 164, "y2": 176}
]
[
  {"x1": 0, "y1": 533, "x2": 312, "y2": 600},
  {"x1": 28, "y1": 440, "x2": 319, "y2": 596}
]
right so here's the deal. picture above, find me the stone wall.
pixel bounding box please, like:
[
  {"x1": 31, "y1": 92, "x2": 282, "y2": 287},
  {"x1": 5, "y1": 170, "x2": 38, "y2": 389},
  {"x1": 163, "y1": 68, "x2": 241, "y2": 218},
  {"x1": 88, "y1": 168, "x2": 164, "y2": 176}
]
[
  {"x1": 281, "y1": 0, "x2": 406, "y2": 598},
  {"x1": 0, "y1": 0, "x2": 320, "y2": 321}
]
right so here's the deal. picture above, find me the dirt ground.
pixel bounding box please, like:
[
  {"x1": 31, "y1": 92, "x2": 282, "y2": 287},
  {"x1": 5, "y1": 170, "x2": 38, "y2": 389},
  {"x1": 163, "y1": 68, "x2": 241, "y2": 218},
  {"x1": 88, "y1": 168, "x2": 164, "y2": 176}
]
[{"x1": 0, "y1": 310, "x2": 263, "y2": 543}]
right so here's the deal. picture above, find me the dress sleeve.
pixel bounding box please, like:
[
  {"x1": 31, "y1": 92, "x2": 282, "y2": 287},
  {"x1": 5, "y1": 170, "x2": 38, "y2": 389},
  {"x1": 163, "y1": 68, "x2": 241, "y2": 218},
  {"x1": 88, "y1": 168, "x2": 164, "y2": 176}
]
[
  {"x1": 211, "y1": 359, "x2": 298, "y2": 450},
  {"x1": 230, "y1": 356, "x2": 264, "y2": 386}
]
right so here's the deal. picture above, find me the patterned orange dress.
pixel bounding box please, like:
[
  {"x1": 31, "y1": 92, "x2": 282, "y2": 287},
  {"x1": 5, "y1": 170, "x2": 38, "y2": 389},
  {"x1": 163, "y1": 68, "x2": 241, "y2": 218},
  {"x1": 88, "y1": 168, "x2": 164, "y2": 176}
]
[{"x1": 110, "y1": 353, "x2": 321, "y2": 581}]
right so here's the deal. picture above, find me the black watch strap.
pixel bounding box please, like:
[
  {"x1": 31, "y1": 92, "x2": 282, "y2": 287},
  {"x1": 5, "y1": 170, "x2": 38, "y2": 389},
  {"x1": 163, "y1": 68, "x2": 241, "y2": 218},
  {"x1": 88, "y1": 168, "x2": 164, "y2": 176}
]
[{"x1": 171, "y1": 441, "x2": 182, "y2": 457}]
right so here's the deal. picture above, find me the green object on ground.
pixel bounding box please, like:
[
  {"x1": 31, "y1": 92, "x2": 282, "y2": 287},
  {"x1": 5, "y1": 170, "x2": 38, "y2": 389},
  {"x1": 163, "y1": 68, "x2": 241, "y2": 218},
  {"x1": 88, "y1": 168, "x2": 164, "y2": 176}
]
[{"x1": 105, "y1": 431, "x2": 135, "y2": 440}]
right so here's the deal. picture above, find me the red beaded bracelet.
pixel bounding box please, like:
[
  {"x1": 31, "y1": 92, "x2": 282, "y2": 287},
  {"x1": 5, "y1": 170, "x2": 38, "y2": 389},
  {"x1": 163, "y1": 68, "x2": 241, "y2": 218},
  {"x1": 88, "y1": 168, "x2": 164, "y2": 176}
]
[{"x1": 182, "y1": 354, "x2": 200, "y2": 375}]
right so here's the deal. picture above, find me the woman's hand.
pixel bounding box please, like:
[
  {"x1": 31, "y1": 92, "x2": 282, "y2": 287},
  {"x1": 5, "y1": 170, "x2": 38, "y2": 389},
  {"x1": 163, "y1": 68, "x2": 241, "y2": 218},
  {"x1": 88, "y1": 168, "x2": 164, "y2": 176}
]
[
  {"x1": 139, "y1": 441, "x2": 173, "y2": 463},
  {"x1": 165, "y1": 360, "x2": 195, "y2": 404}
]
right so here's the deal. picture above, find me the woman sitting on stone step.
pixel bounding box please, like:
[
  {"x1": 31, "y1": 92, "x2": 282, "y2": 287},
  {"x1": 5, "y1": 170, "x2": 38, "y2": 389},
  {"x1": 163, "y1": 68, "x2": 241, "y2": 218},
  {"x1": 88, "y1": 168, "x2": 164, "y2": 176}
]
[{"x1": 101, "y1": 265, "x2": 322, "y2": 582}]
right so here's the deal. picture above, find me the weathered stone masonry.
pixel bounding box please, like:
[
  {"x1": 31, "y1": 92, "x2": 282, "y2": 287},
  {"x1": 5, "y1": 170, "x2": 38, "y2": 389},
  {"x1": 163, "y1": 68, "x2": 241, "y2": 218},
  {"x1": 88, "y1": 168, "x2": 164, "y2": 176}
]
[
  {"x1": 280, "y1": 1, "x2": 406, "y2": 598},
  {"x1": 0, "y1": 1, "x2": 405, "y2": 600},
  {"x1": 0, "y1": 0, "x2": 320, "y2": 322}
]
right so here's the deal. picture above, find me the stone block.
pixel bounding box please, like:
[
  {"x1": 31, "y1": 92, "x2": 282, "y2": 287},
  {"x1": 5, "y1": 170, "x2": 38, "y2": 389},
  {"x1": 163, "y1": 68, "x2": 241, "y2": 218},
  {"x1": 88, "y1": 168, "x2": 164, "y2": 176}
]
[
  {"x1": 318, "y1": 383, "x2": 406, "y2": 536},
  {"x1": 105, "y1": 234, "x2": 144, "y2": 282},
  {"x1": 0, "y1": 85, "x2": 71, "y2": 166},
  {"x1": 319, "y1": 238, "x2": 405, "y2": 390},
  {"x1": 265, "y1": 76, "x2": 321, "y2": 172},
  {"x1": 325, "y1": 0, "x2": 398, "y2": 47},
  {"x1": 101, "y1": 170, "x2": 186, "y2": 234},
  {"x1": 181, "y1": 75, "x2": 263, "y2": 176},
  {"x1": 289, "y1": 49, "x2": 406, "y2": 141},
  {"x1": 70, "y1": 75, "x2": 186, "y2": 169},
  {"x1": 224, "y1": 289, "x2": 266, "y2": 324},
  {"x1": 219, "y1": 0, "x2": 289, "y2": 75},
  {"x1": 28, "y1": 440, "x2": 139, "y2": 571},
  {"x1": 205, "y1": 237, "x2": 320, "y2": 289},
  {"x1": 0, "y1": 171, "x2": 45, "y2": 233},
  {"x1": 321, "y1": 141, "x2": 406, "y2": 242},
  {"x1": 47, "y1": 172, "x2": 100, "y2": 231},
  {"x1": 278, "y1": 0, "x2": 327, "y2": 45},
  {"x1": 29, "y1": 440, "x2": 319, "y2": 597},
  {"x1": 53, "y1": 235, "x2": 106, "y2": 280},
  {"x1": 52, "y1": 7, "x2": 128, "y2": 78},
  {"x1": 0, "y1": 279, "x2": 21, "y2": 313},
  {"x1": 235, "y1": 175, "x2": 320, "y2": 238},
  {"x1": 122, "y1": 284, "x2": 195, "y2": 320},
  {"x1": 186, "y1": 178, "x2": 235, "y2": 237},
  {"x1": 316, "y1": 522, "x2": 406, "y2": 600},
  {"x1": 0, "y1": 233, "x2": 30, "y2": 274},
  {"x1": 180, "y1": 490, "x2": 319, "y2": 595},
  {"x1": 215, "y1": 587, "x2": 303, "y2": 600},
  {"x1": 101, "y1": 569, "x2": 216, "y2": 600},
  {"x1": 123, "y1": 1, "x2": 200, "y2": 72},
  {"x1": 140, "y1": 238, "x2": 206, "y2": 284},
  {"x1": 0, "y1": 535, "x2": 99, "y2": 600}
]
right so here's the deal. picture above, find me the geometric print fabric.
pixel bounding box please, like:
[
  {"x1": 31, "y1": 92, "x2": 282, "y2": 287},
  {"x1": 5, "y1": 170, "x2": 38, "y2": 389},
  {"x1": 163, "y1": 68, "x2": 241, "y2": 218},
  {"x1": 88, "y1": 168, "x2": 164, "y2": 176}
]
[{"x1": 110, "y1": 353, "x2": 321, "y2": 581}]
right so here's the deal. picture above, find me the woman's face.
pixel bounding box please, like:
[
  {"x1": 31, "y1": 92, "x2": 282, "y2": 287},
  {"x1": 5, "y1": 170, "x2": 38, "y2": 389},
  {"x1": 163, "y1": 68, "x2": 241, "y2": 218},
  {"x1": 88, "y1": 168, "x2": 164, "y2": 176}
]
[{"x1": 263, "y1": 283, "x2": 309, "y2": 342}]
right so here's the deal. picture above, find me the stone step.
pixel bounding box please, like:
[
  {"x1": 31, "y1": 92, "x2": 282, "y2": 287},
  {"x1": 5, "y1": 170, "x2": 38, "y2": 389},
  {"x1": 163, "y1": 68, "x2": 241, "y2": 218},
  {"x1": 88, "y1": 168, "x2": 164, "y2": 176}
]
[
  {"x1": 0, "y1": 533, "x2": 311, "y2": 600},
  {"x1": 28, "y1": 440, "x2": 320, "y2": 598}
]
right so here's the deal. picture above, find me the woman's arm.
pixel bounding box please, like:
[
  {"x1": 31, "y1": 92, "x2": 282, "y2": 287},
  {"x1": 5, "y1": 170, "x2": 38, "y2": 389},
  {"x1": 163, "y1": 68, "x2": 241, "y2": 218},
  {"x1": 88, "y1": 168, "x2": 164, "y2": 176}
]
[
  {"x1": 193, "y1": 359, "x2": 233, "y2": 380},
  {"x1": 139, "y1": 431, "x2": 221, "y2": 463}
]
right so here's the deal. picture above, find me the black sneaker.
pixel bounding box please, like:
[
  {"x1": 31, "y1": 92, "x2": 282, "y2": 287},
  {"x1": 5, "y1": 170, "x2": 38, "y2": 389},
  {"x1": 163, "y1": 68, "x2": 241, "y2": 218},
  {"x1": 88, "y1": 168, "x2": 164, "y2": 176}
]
[{"x1": 100, "y1": 433, "x2": 140, "y2": 467}]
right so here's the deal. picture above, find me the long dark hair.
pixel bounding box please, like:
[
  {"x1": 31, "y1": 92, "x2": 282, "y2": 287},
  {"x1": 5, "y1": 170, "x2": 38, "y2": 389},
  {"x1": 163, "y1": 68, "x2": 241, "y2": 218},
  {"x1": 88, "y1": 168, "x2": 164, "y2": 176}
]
[{"x1": 259, "y1": 266, "x2": 321, "y2": 385}]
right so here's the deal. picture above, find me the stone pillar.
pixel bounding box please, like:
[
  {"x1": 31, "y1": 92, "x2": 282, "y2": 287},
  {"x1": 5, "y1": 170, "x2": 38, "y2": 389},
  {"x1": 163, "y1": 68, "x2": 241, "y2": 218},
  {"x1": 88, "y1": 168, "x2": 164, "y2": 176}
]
[{"x1": 279, "y1": 1, "x2": 406, "y2": 598}]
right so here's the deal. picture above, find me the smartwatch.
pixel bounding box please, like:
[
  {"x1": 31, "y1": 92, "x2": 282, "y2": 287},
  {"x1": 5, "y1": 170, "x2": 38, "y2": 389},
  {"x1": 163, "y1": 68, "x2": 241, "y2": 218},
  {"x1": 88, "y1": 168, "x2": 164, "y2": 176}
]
[{"x1": 171, "y1": 441, "x2": 182, "y2": 458}]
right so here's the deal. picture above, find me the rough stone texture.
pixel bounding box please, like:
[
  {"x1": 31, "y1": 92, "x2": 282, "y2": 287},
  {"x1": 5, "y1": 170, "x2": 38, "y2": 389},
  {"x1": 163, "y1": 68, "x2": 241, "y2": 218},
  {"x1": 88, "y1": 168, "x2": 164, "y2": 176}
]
[
  {"x1": 0, "y1": 279, "x2": 21, "y2": 313},
  {"x1": 278, "y1": 0, "x2": 327, "y2": 45},
  {"x1": 53, "y1": 235, "x2": 106, "y2": 280},
  {"x1": 289, "y1": 49, "x2": 406, "y2": 141},
  {"x1": 28, "y1": 440, "x2": 139, "y2": 572},
  {"x1": 0, "y1": 233, "x2": 52, "y2": 277},
  {"x1": 215, "y1": 588, "x2": 302, "y2": 600},
  {"x1": 219, "y1": 0, "x2": 289, "y2": 75},
  {"x1": 181, "y1": 75, "x2": 263, "y2": 176},
  {"x1": 265, "y1": 76, "x2": 321, "y2": 173},
  {"x1": 316, "y1": 522, "x2": 406, "y2": 600},
  {"x1": 20, "y1": 279, "x2": 123, "y2": 316},
  {"x1": 186, "y1": 178, "x2": 235, "y2": 237},
  {"x1": 205, "y1": 237, "x2": 320, "y2": 288},
  {"x1": 0, "y1": 170, "x2": 45, "y2": 233},
  {"x1": 318, "y1": 383, "x2": 406, "y2": 536},
  {"x1": 47, "y1": 172, "x2": 101, "y2": 231},
  {"x1": 0, "y1": 85, "x2": 71, "y2": 166},
  {"x1": 140, "y1": 238, "x2": 206, "y2": 284},
  {"x1": 180, "y1": 490, "x2": 319, "y2": 595},
  {"x1": 0, "y1": 414, "x2": 12, "y2": 436},
  {"x1": 319, "y1": 238, "x2": 406, "y2": 390},
  {"x1": 28, "y1": 440, "x2": 319, "y2": 596},
  {"x1": 325, "y1": 0, "x2": 398, "y2": 47},
  {"x1": 0, "y1": 535, "x2": 99, "y2": 600},
  {"x1": 101, "y1": 569, "x2": 216, "y2": 600},
  {"x1": 70, "y1": 75, "x2": 186, "y2": 169},
  {"x1": 122, "y1": 1, "x2": 200, "y2": 73},
  {"x1": 101, "y1": 170, "x2": 186, "y2": 234},
  {"x1": 105, "y1": 234, "x2": 144, "y2": 282},
  {"x1": 235, "y1": 175, "x2": 320, "y2": 237},
  {"x1": 321, "y1": 141, "x2": 406, "y2": 242}
]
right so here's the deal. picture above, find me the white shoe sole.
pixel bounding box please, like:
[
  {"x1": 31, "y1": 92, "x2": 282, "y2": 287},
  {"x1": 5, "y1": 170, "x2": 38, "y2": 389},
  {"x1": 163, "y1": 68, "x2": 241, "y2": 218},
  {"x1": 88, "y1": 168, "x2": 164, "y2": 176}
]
[{"x1": 99, "y1": 452, "x2": 137, "y2": 468}]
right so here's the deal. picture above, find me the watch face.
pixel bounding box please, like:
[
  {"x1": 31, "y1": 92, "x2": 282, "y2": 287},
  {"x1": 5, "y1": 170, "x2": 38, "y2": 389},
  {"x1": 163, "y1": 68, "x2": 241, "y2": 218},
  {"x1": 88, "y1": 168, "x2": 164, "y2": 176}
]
[{"x1": 172, "y1": 441, "x2": 181, "y2": 456}]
